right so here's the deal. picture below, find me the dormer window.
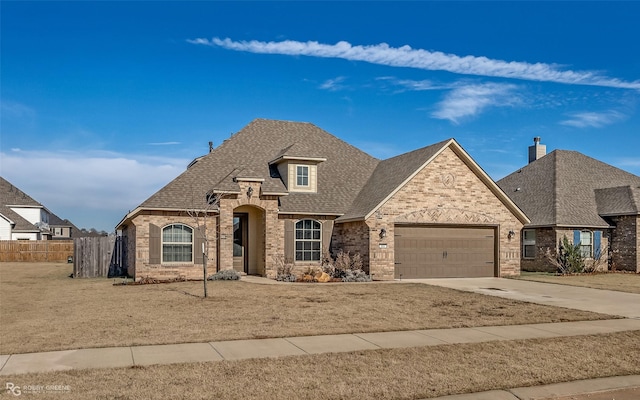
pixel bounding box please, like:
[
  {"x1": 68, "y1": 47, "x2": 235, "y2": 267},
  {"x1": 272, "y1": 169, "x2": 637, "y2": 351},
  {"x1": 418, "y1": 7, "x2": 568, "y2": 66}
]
[
  {"x1": 268, "y1": 151, "x2": 326, "y2": 194},
  {"x1": 296, "y1": 165, "x2": 309, "y2": 187}
]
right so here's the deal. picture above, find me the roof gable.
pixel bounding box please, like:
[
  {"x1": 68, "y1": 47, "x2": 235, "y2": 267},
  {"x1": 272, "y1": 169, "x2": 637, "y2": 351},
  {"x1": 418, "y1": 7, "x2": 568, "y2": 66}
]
[{"x1": 339, "y1": 139, "x2": 529, "y2": 224}]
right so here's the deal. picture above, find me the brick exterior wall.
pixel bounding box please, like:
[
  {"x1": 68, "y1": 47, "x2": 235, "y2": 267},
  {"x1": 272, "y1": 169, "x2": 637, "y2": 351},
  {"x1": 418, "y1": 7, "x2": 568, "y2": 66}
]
[
  {"x1": 365, "y1": 147, "x2": 524, "y2": 280},
  {"x1": 125, "y1": 211, "x2": 218, "y2": 281},
  {"x1": 610, "y1": 215, "x2": 639, "y2": 272},
  {"x1": 279, "y1": 214, "x2": 339, "y2": 278},
  {"x1": 521, "y1": 227, "x2": 611, "y2": 272},
  {"x1": 121, "y1": 146, "x2": 530, "y2": 281},
  {"x1": 521, "y1": 228, "x2": 556, "y2": 272}
]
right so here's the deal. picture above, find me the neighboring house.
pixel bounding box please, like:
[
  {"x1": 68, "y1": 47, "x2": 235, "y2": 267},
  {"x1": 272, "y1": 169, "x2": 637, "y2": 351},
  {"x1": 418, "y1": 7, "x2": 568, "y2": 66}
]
[
  {"x1": 1, "y1": 176, "x2": 51, "y2": 240},
  {"x1": 49, "y1": 213, "x2": 78, "y2": 240},
  {"x1": 117, "y1": 119, "x2": 529, "y2": 281},
  {"x1": 0, "y1": 176, "x2": 76, "y2": 240},
  {"x1": 497, "y1": 138, "x2": 640, "y2": 273}
]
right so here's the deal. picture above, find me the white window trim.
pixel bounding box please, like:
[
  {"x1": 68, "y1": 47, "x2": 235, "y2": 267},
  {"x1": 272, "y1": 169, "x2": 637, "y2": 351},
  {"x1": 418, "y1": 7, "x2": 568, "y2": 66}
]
[
  {"x1": 296, "y1": 165, "x2": 309, "y2": 187},
  {"x1": 580, "y1": 230, "x2": 593, "y2": 259}
]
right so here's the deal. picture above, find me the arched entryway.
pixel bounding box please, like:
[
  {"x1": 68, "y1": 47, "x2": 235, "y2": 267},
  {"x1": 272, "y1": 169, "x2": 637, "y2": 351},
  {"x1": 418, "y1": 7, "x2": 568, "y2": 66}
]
[{"x1": 233, "y1": 205, "x2": 266, "y2": 275}]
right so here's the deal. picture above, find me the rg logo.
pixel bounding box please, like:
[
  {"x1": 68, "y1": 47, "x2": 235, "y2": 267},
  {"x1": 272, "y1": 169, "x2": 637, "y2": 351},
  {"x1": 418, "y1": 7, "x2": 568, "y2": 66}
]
[{"x1": 5, "y1": 382, "x2": 21, "y2": 396}]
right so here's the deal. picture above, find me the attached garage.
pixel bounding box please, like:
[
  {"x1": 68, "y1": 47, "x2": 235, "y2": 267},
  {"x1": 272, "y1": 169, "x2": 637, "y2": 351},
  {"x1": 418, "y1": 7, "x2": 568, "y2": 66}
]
[{"x1": 394, "y1": 226, "x2": 496, "y2": 278}]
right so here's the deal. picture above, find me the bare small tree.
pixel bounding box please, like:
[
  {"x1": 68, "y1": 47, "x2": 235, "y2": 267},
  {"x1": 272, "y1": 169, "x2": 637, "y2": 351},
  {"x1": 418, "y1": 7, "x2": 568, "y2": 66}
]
[{"x1": 186, "y1": 189, "x2": 226, "y2": 298}]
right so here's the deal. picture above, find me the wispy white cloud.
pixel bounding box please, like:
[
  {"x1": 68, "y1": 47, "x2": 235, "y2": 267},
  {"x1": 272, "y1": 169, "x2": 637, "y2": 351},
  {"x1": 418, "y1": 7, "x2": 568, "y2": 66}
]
[
  {"x1": 431, "y1": 83, "x2": 522, "y2": 124},
  {"x1": 559, "y1": 110, "x2": 627, "y2": 128},
  {"x1": 1, "y1": 150, "x2": 189, "y2": 230},
  {"x1": 376, "y1": 77, "x2": 453, "y2": 93},
  {"x1": 0, "y1": 100, "x2": 36, "y2": 118},
  {"x1": 319, "y1": 76, "x2": 347, "y2": 91},
  {"x1": 188, "y1": 38, "x2": 640, "y2": 90},
  {"x1": 148, "y1": 141, "x2": 182, "y2": 146}
]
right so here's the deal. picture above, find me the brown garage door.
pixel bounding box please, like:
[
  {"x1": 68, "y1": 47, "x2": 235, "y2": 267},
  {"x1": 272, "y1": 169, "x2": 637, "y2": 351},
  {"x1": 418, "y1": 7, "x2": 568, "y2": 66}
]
[{"x1": 394, "y1": 226, "x2": 495, "y2": 278}]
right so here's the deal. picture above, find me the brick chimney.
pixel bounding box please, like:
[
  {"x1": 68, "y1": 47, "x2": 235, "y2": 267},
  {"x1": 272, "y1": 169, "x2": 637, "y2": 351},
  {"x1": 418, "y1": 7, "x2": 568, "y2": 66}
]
[{"x1": 528, "y1": 136, "x2": 546, "y2": 163}]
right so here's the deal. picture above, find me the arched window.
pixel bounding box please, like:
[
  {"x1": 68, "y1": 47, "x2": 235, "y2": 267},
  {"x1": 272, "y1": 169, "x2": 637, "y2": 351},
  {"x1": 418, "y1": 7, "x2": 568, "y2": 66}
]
[
  {"x1": 295, "y1": 219, "x2": 321, "y2": 261},
  {"x1": 162, "y1": 224, "x2": 193, "y2": 263}
]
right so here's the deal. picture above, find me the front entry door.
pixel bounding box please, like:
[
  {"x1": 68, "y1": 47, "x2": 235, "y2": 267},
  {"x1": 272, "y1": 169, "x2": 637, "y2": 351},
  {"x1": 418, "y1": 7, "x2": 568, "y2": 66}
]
[{"x1": 233, "y1": 213, "x2": 248, "y2": 273}]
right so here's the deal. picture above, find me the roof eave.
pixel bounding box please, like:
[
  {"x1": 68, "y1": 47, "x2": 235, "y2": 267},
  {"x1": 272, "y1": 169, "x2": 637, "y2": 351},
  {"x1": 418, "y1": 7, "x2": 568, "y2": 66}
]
[
  {"x1": 268, "y1": 156, "x2": 327, "y2": 165},
  {"x1": 278, "y1": 211, "x2": 343, "y2": 217}
]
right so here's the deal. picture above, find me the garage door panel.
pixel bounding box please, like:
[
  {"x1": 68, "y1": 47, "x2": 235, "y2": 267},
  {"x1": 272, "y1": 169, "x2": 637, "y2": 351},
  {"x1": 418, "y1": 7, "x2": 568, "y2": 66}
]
[{"x1": 395, "y1": 226, "x2": 495, "y2": 279}]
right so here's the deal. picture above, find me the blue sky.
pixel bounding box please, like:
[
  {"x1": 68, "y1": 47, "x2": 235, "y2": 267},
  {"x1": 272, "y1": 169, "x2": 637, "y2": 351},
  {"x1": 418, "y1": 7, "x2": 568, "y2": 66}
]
[{"x1": 2, "y1": 1, "x2": 639, "y2": 232}]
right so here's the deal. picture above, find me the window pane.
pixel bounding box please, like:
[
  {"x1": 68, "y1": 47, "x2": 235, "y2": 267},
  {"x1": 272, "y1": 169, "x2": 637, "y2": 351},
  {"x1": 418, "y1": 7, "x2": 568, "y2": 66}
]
[
  {"x1": 524, "y1": 245, "x2": 535, "y2": 258},
  {"x1": 523, "y1": 230, "x2": 535, "y2": 243},
  {"x1": 162, "y1": 224, "x2": 193, "y2": 262},
  {"x1": 293, "y1": 219, "x2": 322, "y2": 263},
  {"x1": 580, "y1": 231, "x2": 592, "y2": 246}
]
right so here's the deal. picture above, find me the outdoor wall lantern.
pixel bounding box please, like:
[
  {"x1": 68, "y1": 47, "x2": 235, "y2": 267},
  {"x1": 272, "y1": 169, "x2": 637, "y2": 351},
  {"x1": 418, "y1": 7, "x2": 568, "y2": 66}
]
[
  {"x1": 379, "y1": 228, "x2": 387, "y2": 239},
  {"x1": 247, "y1": 186, "x2": 254, "y2": 198},
  {"x1": 507, "y1": 230, "x2": 516, "y2": 239}
]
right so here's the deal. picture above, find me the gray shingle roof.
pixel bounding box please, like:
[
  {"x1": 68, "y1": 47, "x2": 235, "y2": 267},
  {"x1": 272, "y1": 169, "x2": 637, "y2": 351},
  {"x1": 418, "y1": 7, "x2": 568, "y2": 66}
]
[
  {"x1": 595, "y1": 186, "x2": 640, "y2": 216},
  {"x1": 1, "y1": 176, "x2": 42, "y2": 207},
  {"x1": 497, "y1": 150, "x2": 640, "y2": 227},
  {"x1": 139, "y1": 119, "x2": 379, "y2": 214}
]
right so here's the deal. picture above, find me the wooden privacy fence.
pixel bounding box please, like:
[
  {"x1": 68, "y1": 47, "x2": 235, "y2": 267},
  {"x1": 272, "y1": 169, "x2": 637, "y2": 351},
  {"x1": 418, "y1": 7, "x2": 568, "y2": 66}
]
[
  {"x1": 73, "y1": 236, "x2": 126, "y2": 278},
  {"x1": 0, "y1": 240, "x2": 74, "y2": 262}
]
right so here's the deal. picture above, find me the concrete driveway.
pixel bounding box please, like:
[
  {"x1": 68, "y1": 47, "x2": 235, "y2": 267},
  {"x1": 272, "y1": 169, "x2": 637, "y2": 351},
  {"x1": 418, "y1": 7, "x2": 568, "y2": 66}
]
[{"x1": 402, "y1": 278, "x2": 640, "y2": 319}]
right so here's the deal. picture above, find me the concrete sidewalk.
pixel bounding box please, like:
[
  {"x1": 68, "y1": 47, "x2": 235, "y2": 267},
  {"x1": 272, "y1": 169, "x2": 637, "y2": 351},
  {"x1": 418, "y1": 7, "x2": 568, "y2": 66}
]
[
  {"x1": 404, "y1": 277, "x2": 640, "y2": 318},
  {"x1": 2, "y1": 318, "x2": 639, "y2": 376}
]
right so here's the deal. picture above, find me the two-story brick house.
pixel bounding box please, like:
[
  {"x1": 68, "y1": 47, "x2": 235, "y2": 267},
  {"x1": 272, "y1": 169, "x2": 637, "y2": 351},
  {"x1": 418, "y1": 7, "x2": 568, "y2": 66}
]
[{"x1": 117, "y1": 119, "x2": 529, "y2": 281}]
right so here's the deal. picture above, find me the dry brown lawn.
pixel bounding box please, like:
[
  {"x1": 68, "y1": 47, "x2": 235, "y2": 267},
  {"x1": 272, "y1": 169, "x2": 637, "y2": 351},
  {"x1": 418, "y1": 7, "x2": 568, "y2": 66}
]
[
  {"x1": 1, "y1": 331, "x2": 638, "y2": 400},
  {"x1": 517, "y1": 272, "x2": 640, "y2": 294},
  {"x1": 0, "y1": 262, "x2": 614, "y2": 355}
]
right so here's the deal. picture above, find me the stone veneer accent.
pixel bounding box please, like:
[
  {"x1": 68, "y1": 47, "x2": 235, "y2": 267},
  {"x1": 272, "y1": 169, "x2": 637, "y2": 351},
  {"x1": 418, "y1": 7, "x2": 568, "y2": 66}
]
[{"x1": 364, "y1": 147, "x2": 524, "y2": 280}]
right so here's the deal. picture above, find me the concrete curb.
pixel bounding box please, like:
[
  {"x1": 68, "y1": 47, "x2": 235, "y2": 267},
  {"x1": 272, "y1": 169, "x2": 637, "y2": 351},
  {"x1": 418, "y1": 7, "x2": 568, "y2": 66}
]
[{"x1": 428, "y1": 375, "x2": 640, "y2": 400}]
